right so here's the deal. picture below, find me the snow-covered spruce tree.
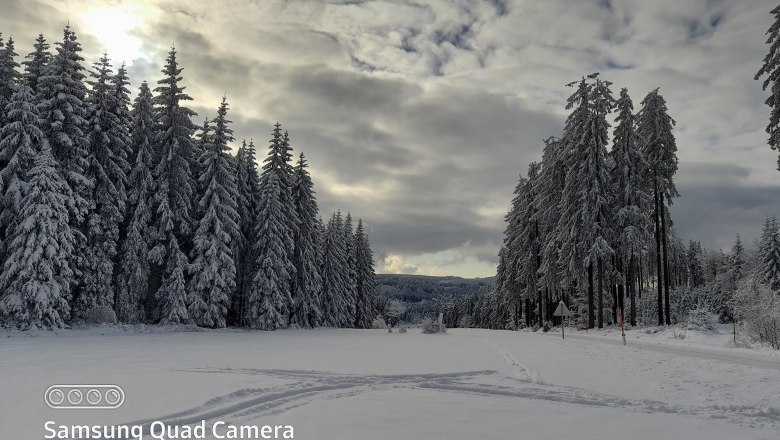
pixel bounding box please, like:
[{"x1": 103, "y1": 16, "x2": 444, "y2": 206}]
[
  {"x1": 354, "y1": 218, "x2": 376, "y2": 328},
  {"x1": 756, "y1": 5, "x2": 780, "y2": 170},
  {"x1": 36, "y1": 26, "x2": 93, "y2": 303},
  {"x1": 320, "y1": 212, "x2": 350, "y2": 327},
  {"x1": 109, "y1": 62, "x2": 133, "y2": 187},
  {"x1": 342, "y1": 212, "x2": 358, "y2": 327},
  {"x1": 759, "y1": 216, "x2": 780, "y2": 291},
  {"x1": 22, "y1": 34, "x2": 51, "y2": 94},
  {"x1": 192, "y1": 116, "x2": 210, "y2": 201},
  {"x1": 687, "y1": 240, "x2": 704, "y2": 288},
  {"x1": 711, "y1": 235, "x2": 745, "y2": 323},
  {"x1": 0, "y1": 85, "x2": 42, "y2": 265},
  {"x1": 247, "y1": 123, "x2": 297, "y2": 330},
  {"x1": 37, "y1": 26, "x2": 93, "y2": 222},
  {"x1": 156, "y1": 235, "x2": 190, "y2": 325},
  {"x1": 493, "y1": 246, "x2": 508, "y2": 329},
  {"x1": 0, "y1": 35, "x2": 19, "y2": 125},
  {"x1": 232, "y1": 138, "x2": 261, "y2": 326},
  {"x1": 535, "y1": 136, "x2": 567, "y2": 323},
  {"x1": 557, "y1": 74, "x2": 614, "y2": 329},
  {"x1": 638, "y1": 88, "x2": 679, "y2": 325},
  {"x1": 149, "y1": 47, "x2": 197, "y2": 324},
  {"x1": 519, "y1": 163, "x2": 543, "y2": 327},
  {"x1": 290, "y1": 152, "x2": 322, "y2": 328},
  {"x1": 731, "y1": 235, "x2": 745, "y2": 280},
  {"x1": 188, "y1": 97, "x2": 239, "y2": 328},
  {"x1": 610, "y1": 87, "x2": 651, "y2": 326},
  {"x1": 231, "y1": 140, "x2": 249, "y2": 325},
  {"x1": 116, "y1": 81, "x2": 155, "y2": 323},
  {"x1": 75, "y1": 53, "x2": 130, "y2": 316},
  {"x1": 0, "y1": 143, "x2": 76, "y2": 330},
  {"x1": 501, "y1": 171, "x2": 529, "y2": 329}
]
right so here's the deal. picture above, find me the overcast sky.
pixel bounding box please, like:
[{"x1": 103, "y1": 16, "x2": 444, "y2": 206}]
[{"x1": 2, "y1": 0, "x2": 779, "y2": 277}]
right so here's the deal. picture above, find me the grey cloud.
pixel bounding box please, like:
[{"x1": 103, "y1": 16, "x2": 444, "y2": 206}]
[{"x1": 3, "y1": 0, "x2": 779, "y2": 276}]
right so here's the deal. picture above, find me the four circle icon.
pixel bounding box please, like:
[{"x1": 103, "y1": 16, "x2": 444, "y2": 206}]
[{"x1": 45, "y1": 385, "x2": 125, "y2": 409}]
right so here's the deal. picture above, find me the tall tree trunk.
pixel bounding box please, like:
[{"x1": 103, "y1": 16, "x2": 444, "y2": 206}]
[
  {"x1": 617, "y1": 257, "x2": 625, "y2": 324},
  {"x1": 654, "y1": 177, "x2": 664, "y2": 325},
  {"x1": 638, "y1": 254, "x2": 643, "y2": 299},
  {"x1": 588, "y1": 261, "x2": 595, "y2": 329},
  {"x1": 612, "y1": 284, "x2": 618, "y2": 324},
  {"x1": 629, "y1": 252, "x2": 637, "y2": 326},
  {"x1": 525, "y1": 296, "x2": 531, "y2": 328},
  {"x1": 660, "y1": 192, "x2": 672, "y2": 326},
  {"x1": 598, "y1": 258, "x2": 604, "y2": 329},
  {"x1": 611, "y1": 255, "x2": 618, "y2": 324}
]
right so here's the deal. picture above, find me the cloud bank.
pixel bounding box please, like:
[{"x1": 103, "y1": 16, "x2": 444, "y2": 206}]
[{"x1": 1, "y1": 0, "x2": 778, "y2": 276}]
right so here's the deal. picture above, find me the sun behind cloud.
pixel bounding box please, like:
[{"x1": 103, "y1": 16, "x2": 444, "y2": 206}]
[{"x1": 77, "y1": 3, "x2": 146, "y2": 65}]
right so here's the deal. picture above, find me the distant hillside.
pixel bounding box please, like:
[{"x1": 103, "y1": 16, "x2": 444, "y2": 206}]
[{"x1": 375, "y1": 274, "x2": 495, "y2": 324}]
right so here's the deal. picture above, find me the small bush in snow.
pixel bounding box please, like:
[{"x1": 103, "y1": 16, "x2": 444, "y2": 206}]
[
  {"x1": 84, "y1": 306, "x2": 117, "y2": 325},
  {"x1": 398, "y1": 325, "x2": 407, "y2": 333},
  {"x1": 734, "y1": 276, "x2": 780, "y2": 349},
  {"x1": 685, "y1": 307, "x2": 718, "y2": 331},
  {"x1": 542, "y1": 322, "x2": 552, "y2": 332},
  {"x1": 372, "y1": 316, "x2": 387, "y2": 329},
  {"x1": 421, "y1": 317, "x2": 446, "y2": 334}
]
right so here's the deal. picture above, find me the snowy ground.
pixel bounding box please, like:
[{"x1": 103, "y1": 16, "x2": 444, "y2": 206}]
[{"x1": 2, "y1": 326, "x2": 779, "y2": 440}]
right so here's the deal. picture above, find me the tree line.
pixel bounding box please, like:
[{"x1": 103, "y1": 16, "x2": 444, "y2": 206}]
[
  {"x1": 0, "y1": 26, "x2": 378, "y2": 330},
  {"x1": 476, "y1": 73, "x2": 780, "y2": 337}
]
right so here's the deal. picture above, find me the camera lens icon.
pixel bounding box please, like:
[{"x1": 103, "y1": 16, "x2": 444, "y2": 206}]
[{"x1": 45, "y1": 385, "x2": 124, "y2": 409}]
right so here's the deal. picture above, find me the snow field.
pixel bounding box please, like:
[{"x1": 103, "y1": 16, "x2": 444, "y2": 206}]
[{"x1": 2, "y1": 327, "x2": 779, "y2": 439}]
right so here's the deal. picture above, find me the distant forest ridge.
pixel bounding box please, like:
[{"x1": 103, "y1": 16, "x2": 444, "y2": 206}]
[{"x1": 375, "y1": 274, "x2": 495, "y2": 325}]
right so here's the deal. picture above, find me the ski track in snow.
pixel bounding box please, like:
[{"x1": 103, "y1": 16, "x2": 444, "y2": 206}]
[
  {"x1": 108, "y1": 339, "x2": 780, "y2": 439},
  {"x1": 479, "y1": 336, "x2": 540, "y2": 383}
]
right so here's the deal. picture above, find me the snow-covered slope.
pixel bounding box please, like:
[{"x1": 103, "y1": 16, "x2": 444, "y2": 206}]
[{"x1": 2, "y1": 327, "x2": 778, "y2": 439}]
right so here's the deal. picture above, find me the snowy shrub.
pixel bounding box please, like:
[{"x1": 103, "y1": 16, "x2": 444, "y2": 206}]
[
  {"x1": 371, "y1": 316, "x2": 387, "y2": 329},
  {"x1": 398, "y1": 325, "x2": 408, "y2": 333},
  {"x1": 84, "y1": 306, "x2": 118, "y2": 325},
  {"x1": 685, "y1": 307, "x2": 717, "y2": 331},
  {"x1": 421, "y1": 317, "x2": 446, "y2": 334},
  {"x1": 734, "y1": 276, "x2": 780, "y2": 349},
  {"x1": 542, "y1": 322, "x2": 552, "y2": 332}
]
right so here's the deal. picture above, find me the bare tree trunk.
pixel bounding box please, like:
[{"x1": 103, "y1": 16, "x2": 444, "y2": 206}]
[
  {"x1": 598, "y1": 258, "x2": 604, "y2": 329},
  {"x1": 629, "y1": 252, "x2": 637, "y2": 326},
  {"x1": 611, "y1": 255, "x2": 618, "y2": 324},
  {"x1": 638, "y1": 253, "x2": 643, "y2": 300},
  {"x1": 617, "y1": 257, "x2": 625, "y2": 325},
  {"x1": 588, "y1": 261, "x2": 595, "y2": 329},
  {"x1": 654, "y1": 177, "x2": 664, "y2": 325},
  {"x1": 660, "y1": 193, "x2": 672, "y2": 326}
]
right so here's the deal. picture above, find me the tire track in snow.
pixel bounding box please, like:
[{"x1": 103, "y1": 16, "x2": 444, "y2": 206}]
[{"x1": 111, "y1": 366, "x2": 779, "y2": 439}]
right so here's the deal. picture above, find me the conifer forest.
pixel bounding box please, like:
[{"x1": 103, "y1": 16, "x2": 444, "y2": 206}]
[{"x1": 0, "y1": 27, "x2": 377, "y2": 331}]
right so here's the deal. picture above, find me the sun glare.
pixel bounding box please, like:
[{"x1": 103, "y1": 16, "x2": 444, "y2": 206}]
[{"x1": 78, "y1": 4, "x2": 145, "y2": 65}]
